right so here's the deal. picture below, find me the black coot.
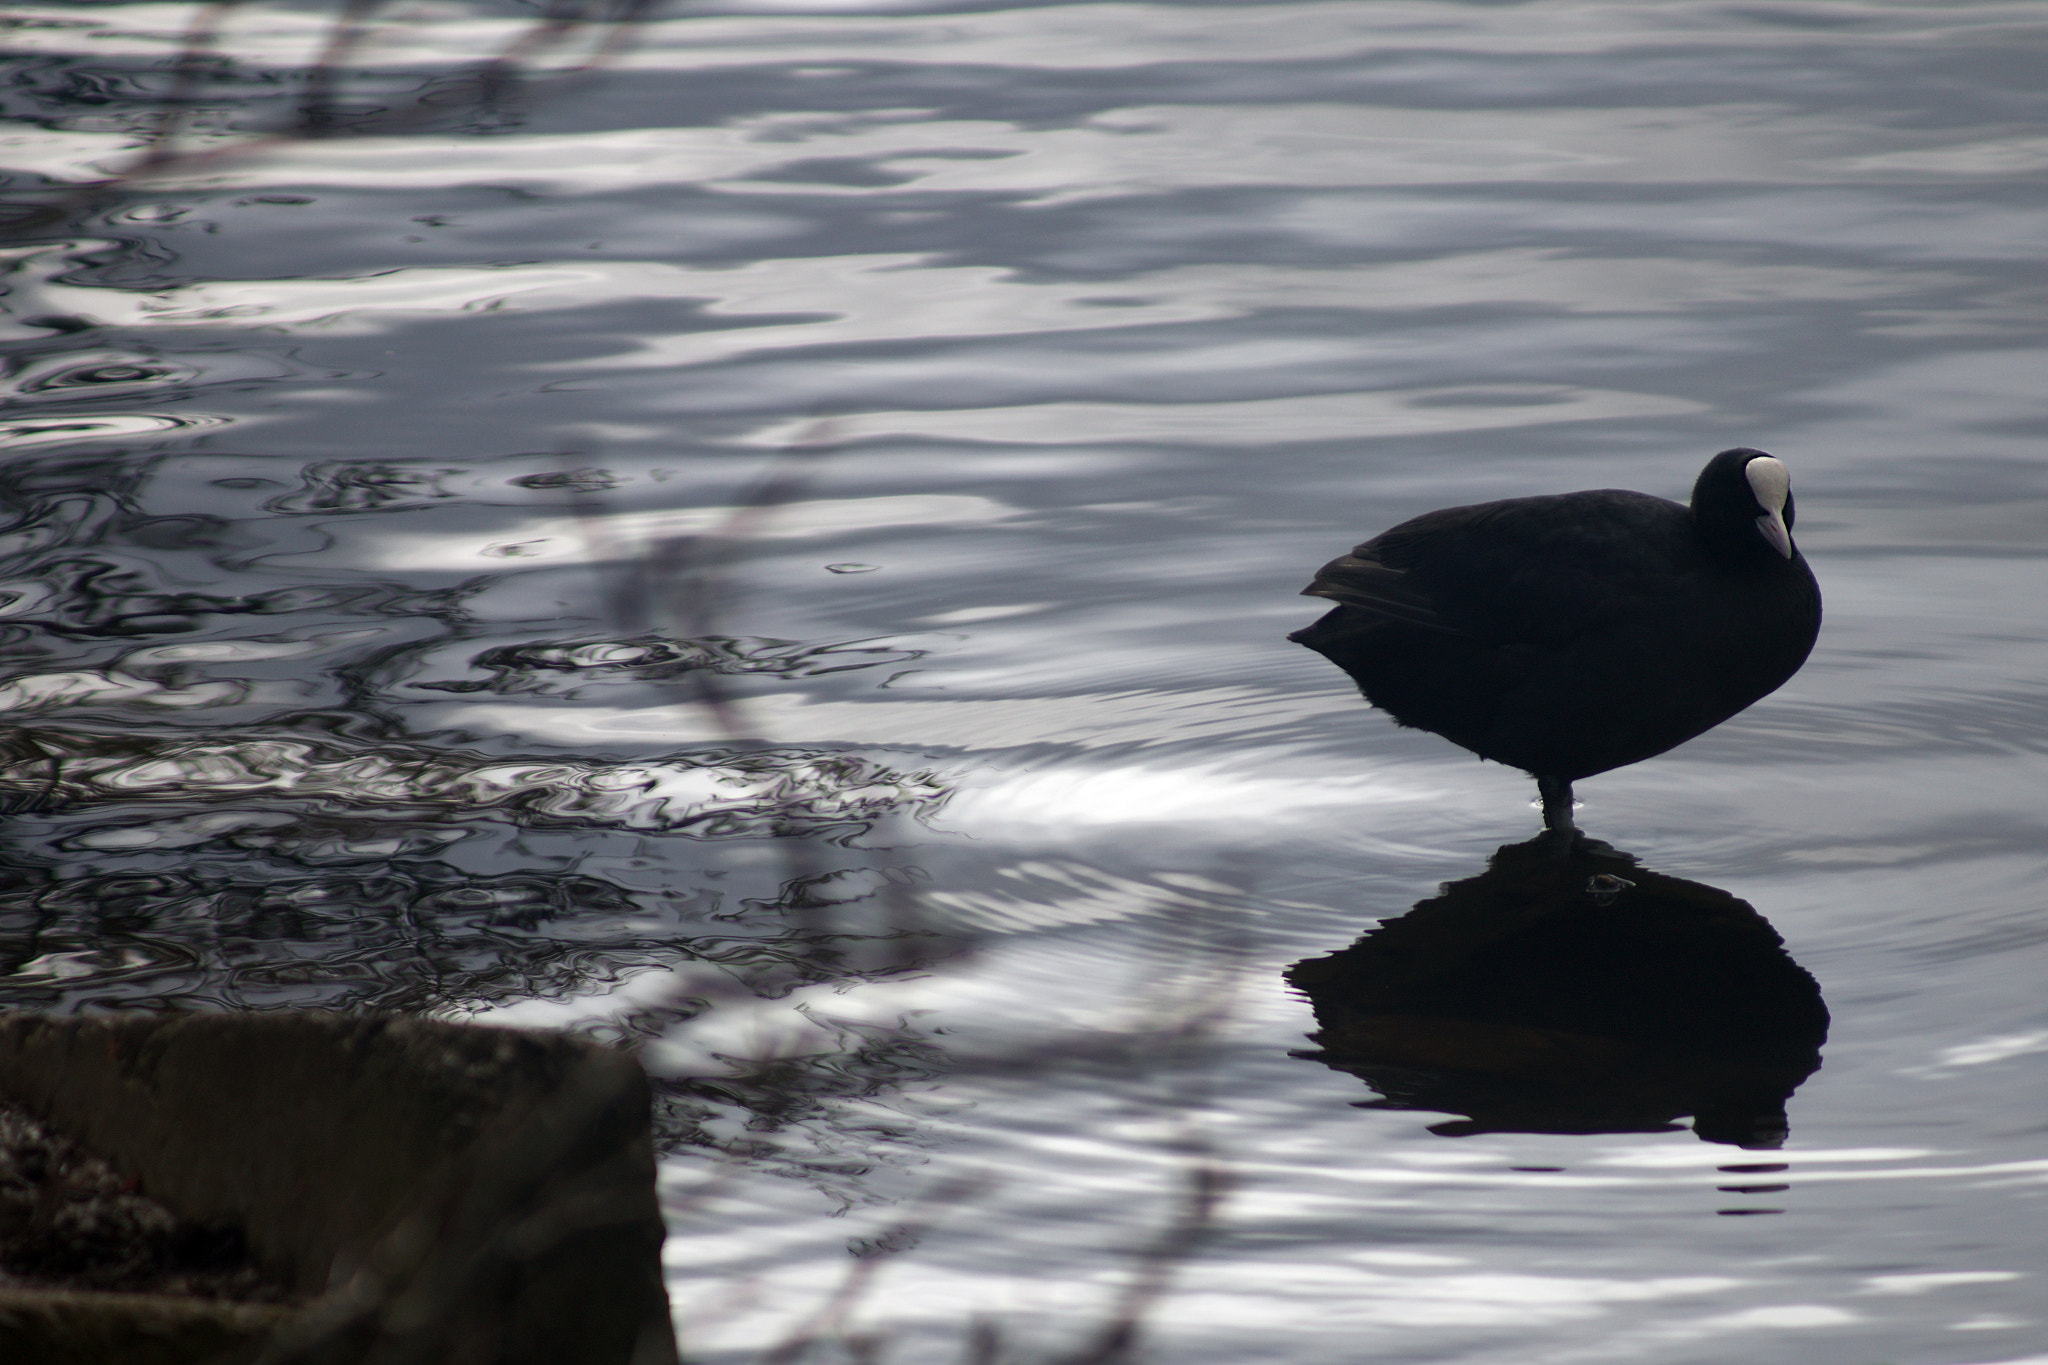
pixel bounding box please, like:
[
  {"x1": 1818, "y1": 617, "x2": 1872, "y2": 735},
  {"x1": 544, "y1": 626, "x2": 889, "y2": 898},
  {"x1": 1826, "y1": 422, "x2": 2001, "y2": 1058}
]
[{"x1": 1290, "y1": 448, "x2": 1821, "y2": 832}]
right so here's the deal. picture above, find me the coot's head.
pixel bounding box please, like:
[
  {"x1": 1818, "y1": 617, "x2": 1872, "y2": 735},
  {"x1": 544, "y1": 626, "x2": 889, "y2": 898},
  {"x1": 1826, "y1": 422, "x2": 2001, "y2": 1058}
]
[{"x1": 1692, "y1": 447, "x2": 1797, "y2": 564}]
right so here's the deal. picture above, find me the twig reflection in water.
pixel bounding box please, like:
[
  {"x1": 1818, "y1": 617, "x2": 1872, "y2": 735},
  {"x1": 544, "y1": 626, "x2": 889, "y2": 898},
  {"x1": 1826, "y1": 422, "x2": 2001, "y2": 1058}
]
[{"x1": 1288, "y1": 837, "x2": 1829, "y2": 1177}]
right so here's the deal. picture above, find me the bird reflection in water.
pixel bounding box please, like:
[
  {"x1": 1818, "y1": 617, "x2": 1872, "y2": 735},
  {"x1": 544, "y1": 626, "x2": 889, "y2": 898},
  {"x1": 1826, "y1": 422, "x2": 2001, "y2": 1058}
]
[{"x1": 1286, "y1": 836, "x2": 1827, "y2": 1151}]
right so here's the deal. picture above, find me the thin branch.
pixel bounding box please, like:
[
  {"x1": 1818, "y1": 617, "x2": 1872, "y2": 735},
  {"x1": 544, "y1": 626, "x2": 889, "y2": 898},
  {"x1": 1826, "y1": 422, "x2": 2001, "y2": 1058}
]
[
  {"x1": 752, "y1": 1175, "x2": 987, "y2": 1365},
  {"x1": 297, "y1": 0, "x2": 393, "y2": 135},
  {"x1": 1048, "y1": 1157, "x2": 1234, "y2": 1365},
  {"x1": 3, "y1": 0, "x2": 665, "y2": 238}
]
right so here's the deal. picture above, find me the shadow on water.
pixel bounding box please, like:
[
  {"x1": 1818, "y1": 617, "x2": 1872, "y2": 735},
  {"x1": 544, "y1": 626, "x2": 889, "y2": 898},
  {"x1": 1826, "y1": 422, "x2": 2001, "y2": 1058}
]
[{"x1": 1286, "y1": 835, "x2": 1829, "y2": 1152}]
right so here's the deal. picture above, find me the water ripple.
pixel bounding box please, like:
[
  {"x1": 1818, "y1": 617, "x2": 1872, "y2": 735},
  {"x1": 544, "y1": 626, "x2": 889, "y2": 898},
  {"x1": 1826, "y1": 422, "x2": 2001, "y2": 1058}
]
[{"x1": 0, "y1": 724, "x2": 950, "y2": 839}]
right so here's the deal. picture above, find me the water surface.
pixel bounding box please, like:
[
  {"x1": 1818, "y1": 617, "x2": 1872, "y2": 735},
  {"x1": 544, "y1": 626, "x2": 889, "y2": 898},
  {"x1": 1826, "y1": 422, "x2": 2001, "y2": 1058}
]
[{"x1": 3, "y1": 1, "x2": 2047, "y2": 1361}]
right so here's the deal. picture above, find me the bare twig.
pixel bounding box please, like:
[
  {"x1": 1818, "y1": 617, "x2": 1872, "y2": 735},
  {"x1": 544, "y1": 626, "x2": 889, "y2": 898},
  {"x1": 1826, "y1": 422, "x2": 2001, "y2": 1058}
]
[
  {"x1": 297, "y1": 0, "x2": 392, "y2": 135},
  {"x1": 965, "y1": 1316, "x2": 1005, "y2": 1365},
  {"x1": 2, "y1": 0, "x2": 665, "y2": 238},
  {"x1": 1048, "y1": 1156, "x2": 1234, "y2": 1365},
  {"x1": 555, "y1": 422, "x2": 853, "y2": 945},
  {"x1": 752, "y1": 1175, "x2": 987, "y2": 1365}
]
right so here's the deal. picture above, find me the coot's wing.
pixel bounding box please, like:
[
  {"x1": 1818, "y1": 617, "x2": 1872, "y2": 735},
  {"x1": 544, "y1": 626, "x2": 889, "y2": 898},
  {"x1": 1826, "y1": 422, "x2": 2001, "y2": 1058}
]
[
  {"x1": 1314, "y1": 491, "x2": 1693, "y2": 646},
  {"x1": 1299, "y1": 544, "x2": 1453, "y2": 632}
]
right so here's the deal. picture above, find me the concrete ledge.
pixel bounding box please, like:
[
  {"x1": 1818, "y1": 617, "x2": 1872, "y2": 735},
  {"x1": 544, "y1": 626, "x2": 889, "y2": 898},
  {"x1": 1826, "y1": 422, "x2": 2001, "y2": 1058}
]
[
  {"x1": 0, "y1": 1011, "x2": 678, "y2": 1365},
  {"x1": 0, "y1": 1287, "x2": 289, "y2": 1365}
]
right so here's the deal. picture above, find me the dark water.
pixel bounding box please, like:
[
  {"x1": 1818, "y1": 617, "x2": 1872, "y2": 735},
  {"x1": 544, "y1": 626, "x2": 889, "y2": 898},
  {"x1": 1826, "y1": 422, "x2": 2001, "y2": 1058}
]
[{"x1": 4, "y1": 0, "x2": 2048, "y2": 1360}]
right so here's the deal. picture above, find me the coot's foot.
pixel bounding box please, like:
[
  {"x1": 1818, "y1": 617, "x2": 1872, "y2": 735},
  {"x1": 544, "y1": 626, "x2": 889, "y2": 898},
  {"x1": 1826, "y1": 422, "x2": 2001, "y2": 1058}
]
[{"x1": 1536, "y1": 776, "x2": 1576, "y2": 835}]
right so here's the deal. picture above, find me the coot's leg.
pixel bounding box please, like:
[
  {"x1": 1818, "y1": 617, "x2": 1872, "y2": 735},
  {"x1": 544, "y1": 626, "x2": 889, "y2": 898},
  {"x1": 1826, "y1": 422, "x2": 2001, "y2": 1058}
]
[{"x1": 1537, "y1": 776, "x2": 1576, "y2": 834}]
